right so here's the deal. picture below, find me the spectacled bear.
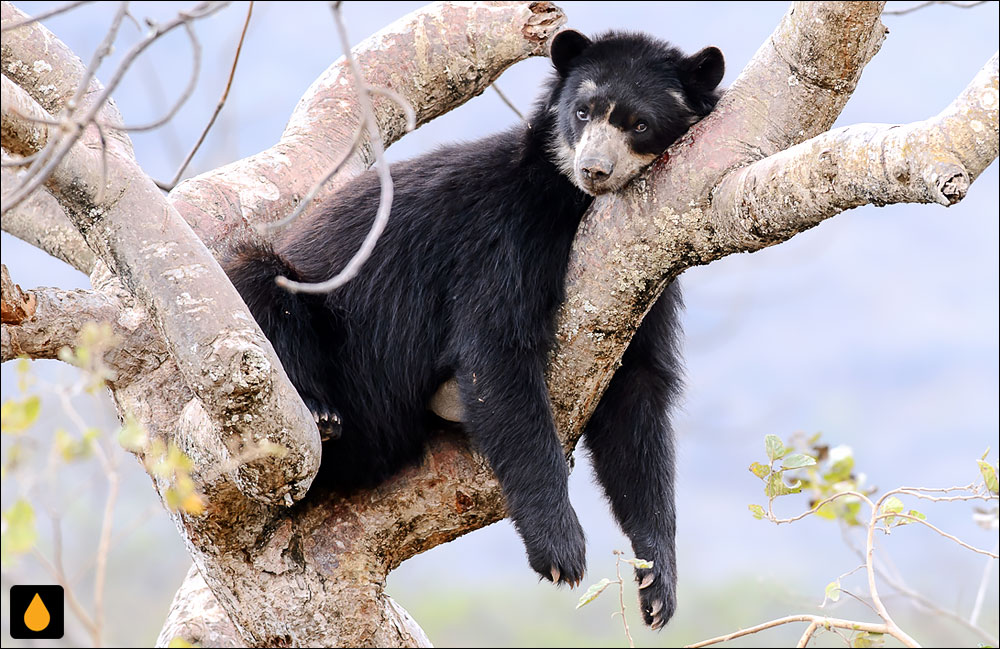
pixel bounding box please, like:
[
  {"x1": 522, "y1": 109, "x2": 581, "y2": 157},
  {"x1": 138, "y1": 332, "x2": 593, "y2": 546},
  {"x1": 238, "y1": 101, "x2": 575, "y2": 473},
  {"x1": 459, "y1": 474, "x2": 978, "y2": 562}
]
[{"x1": 225, "y1": 30, "x2": 724, "y2": 629}]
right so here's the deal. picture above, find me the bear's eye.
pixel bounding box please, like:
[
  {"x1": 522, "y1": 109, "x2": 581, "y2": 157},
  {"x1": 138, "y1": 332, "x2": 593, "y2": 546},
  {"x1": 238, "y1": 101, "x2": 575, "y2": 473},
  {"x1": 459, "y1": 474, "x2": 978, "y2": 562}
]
[
  {"x1": 634, "y1": 121, "x2": 648, "y2": 133},
  {"x1": 576, "y1": 108, "x2": 590, "y2": 121}
]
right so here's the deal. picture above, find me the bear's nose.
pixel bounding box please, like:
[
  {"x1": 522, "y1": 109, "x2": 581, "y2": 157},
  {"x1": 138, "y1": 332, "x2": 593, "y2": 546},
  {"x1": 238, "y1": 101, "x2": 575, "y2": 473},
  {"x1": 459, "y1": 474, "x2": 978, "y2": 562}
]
[{"x1": 580, "y1": 157, "x2": 614, "y2": 182}]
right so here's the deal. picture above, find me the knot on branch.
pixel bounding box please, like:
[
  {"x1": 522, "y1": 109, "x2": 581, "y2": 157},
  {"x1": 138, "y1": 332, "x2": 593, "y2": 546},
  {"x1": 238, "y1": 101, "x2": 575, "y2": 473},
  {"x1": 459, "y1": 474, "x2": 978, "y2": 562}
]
[
  {"x1": 229, "y1": 345, "x2": 272, "y2": 398},
  {"x1": 931, "y1": 169, "x2": 970, "y2": 206},
  {"x1": 1, "y1": 264, "x2": 36, "y2": 324},
  {"x1": 523, "y1": 2, "x2": 565, "y2": 48}
]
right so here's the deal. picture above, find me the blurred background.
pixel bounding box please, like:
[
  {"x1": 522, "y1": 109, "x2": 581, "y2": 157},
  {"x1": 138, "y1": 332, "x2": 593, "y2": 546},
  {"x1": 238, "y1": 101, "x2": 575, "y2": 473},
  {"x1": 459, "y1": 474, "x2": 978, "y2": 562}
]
[{"x1": 1, "y1": 1, "x2": 997, "y2": 646}]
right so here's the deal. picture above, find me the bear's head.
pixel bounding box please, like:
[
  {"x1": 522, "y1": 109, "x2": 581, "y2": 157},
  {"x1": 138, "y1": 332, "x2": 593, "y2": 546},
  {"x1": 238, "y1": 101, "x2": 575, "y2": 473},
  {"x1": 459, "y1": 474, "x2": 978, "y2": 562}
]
[{"x1": 547, "y1": 30, "x2": 724, "y2": 195}]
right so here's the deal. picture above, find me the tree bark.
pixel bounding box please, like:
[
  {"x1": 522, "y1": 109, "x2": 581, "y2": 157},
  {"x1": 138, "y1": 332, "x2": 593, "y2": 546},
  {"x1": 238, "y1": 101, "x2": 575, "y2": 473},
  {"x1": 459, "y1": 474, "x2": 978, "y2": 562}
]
[{"x1": 1, "y1": 1, "x2": 996, "y2": 647}]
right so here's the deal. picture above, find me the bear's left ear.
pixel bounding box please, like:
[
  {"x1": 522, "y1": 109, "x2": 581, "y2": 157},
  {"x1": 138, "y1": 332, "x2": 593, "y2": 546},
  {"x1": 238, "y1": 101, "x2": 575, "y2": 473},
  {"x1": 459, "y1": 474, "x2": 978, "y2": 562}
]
[
  {"x1": 680, "y1": 46, "x2": 725, "y2": 95},
  {"x1": 550, "y1": 29, "x2": 592, "y2": 77}
]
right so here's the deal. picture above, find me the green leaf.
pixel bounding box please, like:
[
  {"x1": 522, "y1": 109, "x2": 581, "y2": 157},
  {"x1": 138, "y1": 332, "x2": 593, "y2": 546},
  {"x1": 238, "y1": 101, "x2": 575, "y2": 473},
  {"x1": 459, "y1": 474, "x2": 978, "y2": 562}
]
[
  {"x1": 764, "y1": 434, "x2": 785, "y2": 462},
  {"x1": 781, "y1": 453, "x2": 817, "y2": 469},
  {"x1": 824, "y1": 454, "x2": 855, "y2": 483},
  {"x1": 54, "y1": 428, "x2": 92, "y2": 461},
  {"x1": 977, "y1": 460, "x2": 999, "y2": 495},
  {"x1": 852, "y1": 631, "x2": 885, "y2": 648},
  {"x1": 167, "y1": 638, "x2": 196, "y2": 649},
  {"x1": 748, "y1": 504, "x2": 766, "y2": 520},
  {"x1": 825, "y1": 579, "x2": 841, "y2": 603},
  {"x1": 881, "y1": 496, "x2": 904, "y2": 515},
  {"x1": 814, "y1": 502, "x2": 838, "y2": 520},
  {"x1": 576, "y1": 578, "x2": 613, "y2": 608},
  {"x1": 880, "y1": 496, "x2": 905, "y2": 527},
  {"x1": 765, "y1": 472, "x2": 802, "y2": 499},
  {"x1": 749, "y1": 462, "x2": 771, "y2": 479},
  {"x1": 1, "y1": 499, "x2": 38, "y2": 565},
  {"x1": 117, "y1": 416, "x2": 147, "y2": 452},
  {"x1": 623, "y1": 558, "x2": 653, "y2": 570},
  {"x1": 843, "y1": 501, "x2": 863, "y2": 527},
  {"x1": 1, "y1": 396, "x2": 41, "y2": 434}
]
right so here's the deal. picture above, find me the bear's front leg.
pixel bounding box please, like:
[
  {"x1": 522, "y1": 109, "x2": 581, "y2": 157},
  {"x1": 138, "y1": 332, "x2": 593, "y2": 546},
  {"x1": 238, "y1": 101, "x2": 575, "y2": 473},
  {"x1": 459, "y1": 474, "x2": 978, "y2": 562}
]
[
  {"x1": 457, "y1": 343, "x2": 586, "y2": 587},
  {"x1": 583, "y1": 283, "x2": 684, "y2": 629}
]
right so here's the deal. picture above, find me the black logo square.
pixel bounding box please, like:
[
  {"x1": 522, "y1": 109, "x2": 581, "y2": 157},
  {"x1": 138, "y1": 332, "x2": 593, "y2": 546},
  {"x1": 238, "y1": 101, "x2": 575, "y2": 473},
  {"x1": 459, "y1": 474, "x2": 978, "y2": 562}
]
[{"x1": 9, "y1": 585, "x2": 64, "y2": 639}]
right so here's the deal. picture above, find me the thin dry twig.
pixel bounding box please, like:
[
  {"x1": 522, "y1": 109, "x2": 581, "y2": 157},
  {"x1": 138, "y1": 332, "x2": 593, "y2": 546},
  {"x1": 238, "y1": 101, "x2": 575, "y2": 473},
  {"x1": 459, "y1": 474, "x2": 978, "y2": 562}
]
[
  {"x1": 613, "y1": 551, "x2": 635, "y2": 648},
  {"x1": 685, "y1": 614, "x2": 902, "y2": 648},
  {"x1": 795, "y1": 619, "x2": 821, "y2": 648},
  {"x1": 156, "y1": 0, "x2": 254, "y2": 191},
  {"x1": 492, "y1": 82, "x2": 526, "y2": 122},
  {"x1": 31, "y1": 549, "x2": 100, "y2": 641},
  {"x1": 847, "y1": 535, "x2": 999, "y2": 645},
  {"x1": 737, "y1": 477, "x2": 999, "y2": 648},
  {"x1": 875, "y1": 511, "x2": 1000, "y2": 558},
  {"x1": 1, "y1": 150, "x2": 43, "y2": 167},
  {"x1": 274, "y1": 0, "x2": 408, "y2": 294},
  {"x1": 0, "y1": 0, "x2": 93, "y2": 32},
  {"x1": 92, "y1": 459, "x2": 120, "y2": 649},
  {"x1": 1, "y1": 1, "x2": 229, "y2": 216},
  {"x1": 970, "y1": 539, "x2": 999, "y2": 628},
  {"x1": 257, "y1": 123, "x2": 364, "y2": 232},
  {"x1": 109, "y1": 21, "x2": 202, "y2": 132}
]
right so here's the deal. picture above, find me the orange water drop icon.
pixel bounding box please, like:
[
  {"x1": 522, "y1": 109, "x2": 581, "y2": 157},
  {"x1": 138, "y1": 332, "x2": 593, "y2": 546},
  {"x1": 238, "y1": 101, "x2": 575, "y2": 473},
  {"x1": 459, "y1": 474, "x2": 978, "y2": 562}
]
[{"x1": 24, "y1": 593, "x2": 51, "y2": 632}]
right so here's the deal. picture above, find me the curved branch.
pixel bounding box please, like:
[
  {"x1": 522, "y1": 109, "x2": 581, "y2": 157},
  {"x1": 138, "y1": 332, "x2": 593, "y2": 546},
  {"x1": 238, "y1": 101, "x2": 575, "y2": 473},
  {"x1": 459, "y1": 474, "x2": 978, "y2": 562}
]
[
  {"x1": 167, "y1": 0, "x2": 566, "y2": 248},
  {"x1": 1, "y1": 264, "x2": 167, "y2": 384},
  {"x1": 3, "y1": 2, "x2": 323, "y2": 507},
  {"x1": 0, "y1": 2, "x2": 132, "y2": 155},
  {"x1": 547, "y1": 1, "x2": 890, "y2": 446},
  {"x1": 712, "y1": 52, "x2": 999, "y2": 247},
  {"x1": 1, "y1": 168, "x2": 95, "y2": 273}
]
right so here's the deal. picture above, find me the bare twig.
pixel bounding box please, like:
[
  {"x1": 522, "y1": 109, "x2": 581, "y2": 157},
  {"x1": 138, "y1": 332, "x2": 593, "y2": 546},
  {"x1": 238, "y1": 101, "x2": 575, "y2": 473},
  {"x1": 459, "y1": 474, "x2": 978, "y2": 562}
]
[
  {"x1": 31, "y1": 549, "x2": 99, "y2": 640},
  {"x1": 274, "y1": 1, "x2": 402, "y2": 294},
  {"x1": 257, "y1": 123, "x2": 364, "y2": 232},
  {"x1": 258, "y1": 84, "x2": 416, "y2": 235},
  {"x1": 613, "y1": 552, "x2": 635, "y2": 648},
  {"x1": 1, "y1": 1, "x2": 229, "y2": 216},
  {"x1": 795, "y1": 620, "x2": 820, "y2": 648},
  {"x1": 491, "y1": 82, "x2": 526, "y2": 122},
  {"x1": 109, "y1": 21, "x2": 202, "y2": 132},
  {"x1": 1, "y1": 150, "x2": 43, "y2": 167},
  {"x1": 155, "y1": 1, "x2": 254, "y2": 191},
  {"x1": 67, "y1": 1, "x2": 130, "y2": 111},
  {"x1": 969, "y1": 540, "x2": 999, "y2": 628},
  {"x1": 0, "y1": 0, "x2": 93, "y2": 32},
  {"x1": 685, "y1": 614, "x2": 906, "y2": 648},
  {"x1": 875, "y1": 511, "x2": 1000, "y2": 558},
  {"x1": 93, "y1": 461, "x2": 121, "y2": 649},
  {"x1": 852, "y1": 541, "x2": 1000, "y2": 645}
]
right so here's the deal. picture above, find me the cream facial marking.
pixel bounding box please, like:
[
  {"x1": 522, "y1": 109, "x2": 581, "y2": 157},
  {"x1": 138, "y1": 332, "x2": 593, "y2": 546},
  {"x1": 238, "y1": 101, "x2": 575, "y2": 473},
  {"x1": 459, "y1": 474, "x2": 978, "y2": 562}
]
[{"x1": 572, "y1": 117, "x2": 655, "y2": 195}]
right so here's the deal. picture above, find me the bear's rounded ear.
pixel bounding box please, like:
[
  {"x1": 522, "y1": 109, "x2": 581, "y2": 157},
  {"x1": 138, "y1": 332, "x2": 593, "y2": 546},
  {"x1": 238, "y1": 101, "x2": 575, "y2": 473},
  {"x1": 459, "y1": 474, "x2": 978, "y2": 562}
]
[
  {"x1": 550, "y1": 29, "x2": 592, "y2": 77},
  {"x1": 680, "y1": 46, "x2": 725, "y2": 95}
]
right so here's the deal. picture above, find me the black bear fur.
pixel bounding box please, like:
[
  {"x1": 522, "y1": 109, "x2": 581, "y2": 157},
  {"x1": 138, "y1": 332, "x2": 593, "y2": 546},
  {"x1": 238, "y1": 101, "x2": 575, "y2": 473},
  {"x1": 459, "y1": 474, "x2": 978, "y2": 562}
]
[{"x1": 224, "y1": 30, "x2": 724, "y2": 629}]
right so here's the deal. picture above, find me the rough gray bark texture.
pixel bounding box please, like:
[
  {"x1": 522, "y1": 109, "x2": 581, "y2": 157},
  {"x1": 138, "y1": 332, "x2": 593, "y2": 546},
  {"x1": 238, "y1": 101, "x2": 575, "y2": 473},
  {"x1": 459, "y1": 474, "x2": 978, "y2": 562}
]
[{"x1": 1, "y1": 1, "x2": 997, "y2": 647}]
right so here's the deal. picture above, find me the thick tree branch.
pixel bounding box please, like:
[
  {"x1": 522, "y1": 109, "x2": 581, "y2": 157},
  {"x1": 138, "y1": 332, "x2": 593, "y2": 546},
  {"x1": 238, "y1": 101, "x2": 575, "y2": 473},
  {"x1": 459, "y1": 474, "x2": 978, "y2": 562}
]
[
  {"x1": 1, "y1": 262, "x2": 167, "y2": 381},
  {"x1": 546, "y1": 1, "x2": 890, "y2": 445},
  {"x1": 1, "y1": 168, "x2": 95, "y2": 272},
  {"x1": 713, "y1": 52, "x2": 999, "y2": 247},
  {"x1": 0, "y1": 2, "x2": 132, "y2": 154},
  {"x1": 153, "y1": 3, "x2": 925, "y2": 646},
  {"x1": 2, "y1": 2, "x2": 324, "y2": 510},
  {"x1": 168, "y1": 1, "x2": 566, "y2": 248}
]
